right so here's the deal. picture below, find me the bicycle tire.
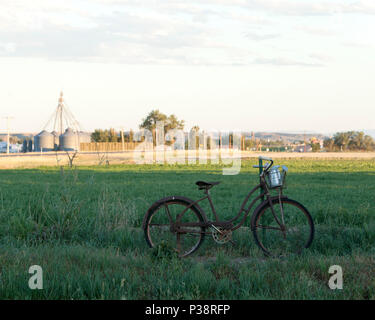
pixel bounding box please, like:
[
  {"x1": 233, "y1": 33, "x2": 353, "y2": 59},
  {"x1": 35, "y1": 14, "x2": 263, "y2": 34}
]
[
  {"x1": 144, "y1": 197, "x2": 206, "y2": 257},
  {"x1": 251, "y1": 198, "x2": 314, "y2": 257}
]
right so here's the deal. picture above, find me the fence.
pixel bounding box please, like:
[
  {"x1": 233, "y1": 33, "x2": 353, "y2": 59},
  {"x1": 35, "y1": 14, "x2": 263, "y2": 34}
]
[{"x1": 80, "y1": 142, "x2": 139, "y2": 152}]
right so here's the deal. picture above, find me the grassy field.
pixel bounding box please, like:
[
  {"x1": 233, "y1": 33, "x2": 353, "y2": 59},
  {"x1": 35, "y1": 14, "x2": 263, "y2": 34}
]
[{"x1": 0, "y1": 159, "x2": 374, "y2": 299}]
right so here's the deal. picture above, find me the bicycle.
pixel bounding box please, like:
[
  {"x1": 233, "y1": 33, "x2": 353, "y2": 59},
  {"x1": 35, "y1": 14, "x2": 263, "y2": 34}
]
[{"x1": 143, "y1": 156, "x2": 314, "y2": 257}]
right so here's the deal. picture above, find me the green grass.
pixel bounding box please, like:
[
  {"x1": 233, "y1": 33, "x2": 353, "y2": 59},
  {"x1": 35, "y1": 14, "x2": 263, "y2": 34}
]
[{"x1": 0, "y1": 159, "x2": 374, "y2": 299}]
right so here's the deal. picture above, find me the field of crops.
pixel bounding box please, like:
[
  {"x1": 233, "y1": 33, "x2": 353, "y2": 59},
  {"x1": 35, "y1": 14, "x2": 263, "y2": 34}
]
[{"x1": 0, "y1": 159, "x2": 374, "y2": 299}]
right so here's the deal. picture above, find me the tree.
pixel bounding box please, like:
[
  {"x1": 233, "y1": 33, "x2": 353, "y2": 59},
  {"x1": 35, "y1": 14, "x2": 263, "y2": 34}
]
[
  {"x1": 348, "y1": 131, "x2": 375, "y2": 151},
  {"x1": 311, "y1": 143, "x2": 320, "y2": 152},
  {"x1": 333, "y1": 132, "x2": 352, "y2": 151},
  {"x1": 91, "y1": 128, "x2": 119, "y2": 142},
  {"x1": 140, "y1": 110, "x2": 185, "y2": 145},
  {"x1": 191, "y1": 125, "x2": 200, "y2": 133},
  {"x1": 139, "y1": 110, "x2": 167, "y2": 132},
  {"x1": 140, "y1": 110, "x2": 184, "y2": 132},
  {"x1": 91, "y1": 129, "x2": 107, "y2": 142},
  {"x1": 108, "y1": 128, "x2": 119, "y2": 142},
  {"x1": 324, "y1": 131, "x2": 375, "y2": 152},
  {"x1": 9, "y1": 136, "x2": 22, "y2": 144},
  {"x1": 323, "y1": 138, "x2": 336, "y2": 151}
]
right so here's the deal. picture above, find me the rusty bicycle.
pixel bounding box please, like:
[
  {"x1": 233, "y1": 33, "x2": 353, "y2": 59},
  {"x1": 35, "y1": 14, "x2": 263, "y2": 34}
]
[{"x1": 143, "y1": 156, "x2": 314, "y2": 257}]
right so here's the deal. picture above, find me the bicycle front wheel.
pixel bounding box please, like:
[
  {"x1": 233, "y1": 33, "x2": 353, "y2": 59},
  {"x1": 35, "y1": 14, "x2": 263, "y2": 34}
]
[
  {"x1": 144, "y1": 198, "x2": 206, "y2": 257},
  {"x1": 252, "y1": 198, "x2": 314, "y2": 257}
]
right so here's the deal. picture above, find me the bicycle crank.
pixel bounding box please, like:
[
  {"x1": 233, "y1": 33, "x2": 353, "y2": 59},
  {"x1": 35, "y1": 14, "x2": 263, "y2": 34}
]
[{"x1": 211, "y1": 225, "x2": 234, "y2": 245}]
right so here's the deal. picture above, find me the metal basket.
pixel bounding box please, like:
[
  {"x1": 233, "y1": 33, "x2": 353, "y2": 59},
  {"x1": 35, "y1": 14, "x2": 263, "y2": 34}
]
[{"x1": 266, "y1": 165, "x2": 288, "y2": 189}]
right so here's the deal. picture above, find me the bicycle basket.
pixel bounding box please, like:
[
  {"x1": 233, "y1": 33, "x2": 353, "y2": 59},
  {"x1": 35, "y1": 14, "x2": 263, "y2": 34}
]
[{"x1": 266, "y1": 165, "x2": 287, "y2": 189}]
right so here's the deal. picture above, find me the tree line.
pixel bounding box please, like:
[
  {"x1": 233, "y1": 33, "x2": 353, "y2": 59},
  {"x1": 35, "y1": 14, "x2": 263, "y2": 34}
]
[
  {"x1": 91, "y1": 110, "x2": 187, "y2": 144},
  {"x1": 91, "y1": 128, "x2": 135, "y2": 143},
  {"x1": 90, "y1": 110, "x2": 375, "y2": 152},
  {"x1": 324, "y1": 131, "x2": 375, "y2": 151}
]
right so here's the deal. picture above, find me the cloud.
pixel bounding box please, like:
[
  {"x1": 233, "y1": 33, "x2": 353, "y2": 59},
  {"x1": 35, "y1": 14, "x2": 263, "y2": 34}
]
[
  {"x1": 294, "y1": 25, "x2": 337, "y2": 36},
  {"x1": 0, "y1": 2, "x2": 254, "y2": 65},
  {"x1": 309, "y1": 53, "x2": 333, "y2": 62},
  {"x1": 0, "y1": 0, "x2": 372, "y2": 66},
  {"x1": 91, "y1": 0, "x2": 375, "y2": 16},
  {"x1": 341, "y1": 41, "x2": 374, "y2": 48},
  {"x1": 0, "y1": 43, "x2": 17, "y2": 54},
  {"x1": 245, "y1": 32, "x2": 280, "y2": 41},
  {"x1": 235, "y1": 0, "x2": 375, "y2": 16},
  {"x1": 254, "y1": 57, "x2": 324, "y2": 67}
]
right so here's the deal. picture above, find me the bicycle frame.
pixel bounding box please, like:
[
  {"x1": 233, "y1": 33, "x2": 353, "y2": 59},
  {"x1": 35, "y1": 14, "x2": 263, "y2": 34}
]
[{"x1": 173, "y1": 174, "x2": 285, "y2": 233}]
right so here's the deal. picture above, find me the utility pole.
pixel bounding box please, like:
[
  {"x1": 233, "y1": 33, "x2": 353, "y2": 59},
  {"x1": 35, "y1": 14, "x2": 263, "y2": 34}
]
[{"x1": 3, "y1": 116, "x2": 14, "y2": 154}]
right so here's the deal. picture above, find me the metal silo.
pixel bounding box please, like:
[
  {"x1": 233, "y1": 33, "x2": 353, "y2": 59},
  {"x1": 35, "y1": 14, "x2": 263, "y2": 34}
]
[
  {"x1": 28, "y1": 140, "x2": 33, "y2": 152},
  {"x1": 22, "y1": 140, "x2": 28, "y2": 153},
  {"x1": 37, "y1": 130, "x2": 54, "y2": 151},
  {"x1": 33, "y1": 132, "x2": 41, "y2": 151},
  {"x1": 60, "y1": 128, "x2": 79, "y2": 151}
]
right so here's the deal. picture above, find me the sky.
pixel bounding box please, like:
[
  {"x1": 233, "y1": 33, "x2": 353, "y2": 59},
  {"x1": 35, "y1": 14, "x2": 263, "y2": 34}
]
[{"x1": 0, "y1": 0, "x2": 374, "y2": 134}]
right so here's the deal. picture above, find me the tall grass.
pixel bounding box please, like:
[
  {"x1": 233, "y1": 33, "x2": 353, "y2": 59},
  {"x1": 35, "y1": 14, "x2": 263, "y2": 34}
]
[{"x1": 0, "y1": 159, "x2": 374, "y2": 299}]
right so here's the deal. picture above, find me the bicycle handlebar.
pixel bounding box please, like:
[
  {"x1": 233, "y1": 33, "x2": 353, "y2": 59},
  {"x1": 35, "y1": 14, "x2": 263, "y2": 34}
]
[
  {"x1": 253, "y1": 156, "x2": 273, "y2": 173},
  {"x1": 259, "y1": 156, "x2": 272, "y2": 161},
  {"x1": 253, "y1": 164, "x2": 270, "y2": 168}
]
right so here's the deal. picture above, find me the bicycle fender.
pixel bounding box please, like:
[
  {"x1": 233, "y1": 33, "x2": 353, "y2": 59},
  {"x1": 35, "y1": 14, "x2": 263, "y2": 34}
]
[
  {"x1": 250, "y1": 195, "x2": 289, "y2": 231},
  {"x1": 142, "y1": 196, "x2": 209, "y2": 230}
]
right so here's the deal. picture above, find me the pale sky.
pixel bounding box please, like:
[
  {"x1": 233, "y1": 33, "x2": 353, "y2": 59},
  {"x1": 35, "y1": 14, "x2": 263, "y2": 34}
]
[{"x1": 0, "y1": 0, "x2": 374, "y2": 134}]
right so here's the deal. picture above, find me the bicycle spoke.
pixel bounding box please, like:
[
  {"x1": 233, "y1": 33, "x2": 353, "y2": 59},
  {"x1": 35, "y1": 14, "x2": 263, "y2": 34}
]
[
  {"x1": 164, "y1": 204, "x2": 173, "y2": 223},
  {"x1": 176, "y1": 232, "x2": 181, "y2": 253},
  {"x1": 183, "y1": 232, "x2": 201, "y2": 237},
  {"x1": 146, "y1": 200, "x2": 205, "y2": 257},
  {"x1": 254, "y1": 199, "x2": 313, "y2": 257},
  {"x1": 257, "y1": 224, "x2": 282, "y2": 231}
]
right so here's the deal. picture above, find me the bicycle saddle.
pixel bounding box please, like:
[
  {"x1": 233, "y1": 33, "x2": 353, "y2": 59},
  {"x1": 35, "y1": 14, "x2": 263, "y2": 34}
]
[{"x1": 195, "y1": 181, "x2": 221, "y2": 190}]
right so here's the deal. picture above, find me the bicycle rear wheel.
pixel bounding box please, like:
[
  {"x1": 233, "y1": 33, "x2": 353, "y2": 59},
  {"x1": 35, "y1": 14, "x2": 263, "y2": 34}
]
[
  {"x1": 144, "y1": 198, "x2": 206, "y2": 257},
  {"x1": 252, "y1": 198, "x2": 314, "y2": 257}
]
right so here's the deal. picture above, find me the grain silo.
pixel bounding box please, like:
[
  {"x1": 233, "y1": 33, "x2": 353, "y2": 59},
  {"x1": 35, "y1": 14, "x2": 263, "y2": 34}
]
[
  {"x1": 38, "y1": 92, "x2": 86, "y2": 151},
  {"x1": 22, "y1": 140, "x2": 28, "y2": 153},
  {"x1": 35, "y1": 130, "x2": 54, "y2": 151},
  {"x1": 60, "y1": 128, "x2": 79, "y2": 151},
  {"x1": 28, "y1": 140, "x2": 33, "y2": 152},
  {"x1": 33, "y1": 133, "x2": 40, "y2": 151}
]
